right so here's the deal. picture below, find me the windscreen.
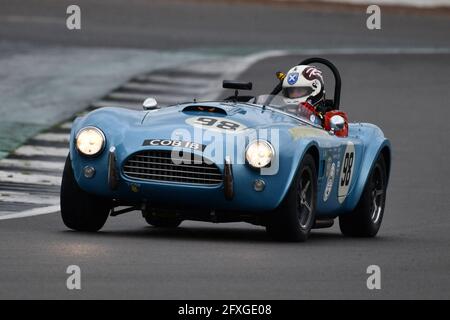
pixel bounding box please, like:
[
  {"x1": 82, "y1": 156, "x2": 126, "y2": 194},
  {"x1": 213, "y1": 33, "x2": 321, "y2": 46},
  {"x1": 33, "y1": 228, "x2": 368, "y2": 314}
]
[{"x1": 253, "y1": 94, "x2": 321, "y2": 127}]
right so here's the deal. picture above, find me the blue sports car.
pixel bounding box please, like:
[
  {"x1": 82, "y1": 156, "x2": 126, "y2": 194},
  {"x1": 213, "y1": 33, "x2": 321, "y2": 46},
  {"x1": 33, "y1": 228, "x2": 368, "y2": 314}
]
[{"x1": 61, "y1": 58, "x2": 391, "y2": 242}]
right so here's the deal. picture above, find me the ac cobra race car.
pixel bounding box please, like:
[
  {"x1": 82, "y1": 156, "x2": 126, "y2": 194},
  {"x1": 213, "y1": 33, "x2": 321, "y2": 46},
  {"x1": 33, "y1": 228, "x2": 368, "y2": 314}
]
[{"x1": 61, "y1": 58, "x2": 391, "y2": 242}]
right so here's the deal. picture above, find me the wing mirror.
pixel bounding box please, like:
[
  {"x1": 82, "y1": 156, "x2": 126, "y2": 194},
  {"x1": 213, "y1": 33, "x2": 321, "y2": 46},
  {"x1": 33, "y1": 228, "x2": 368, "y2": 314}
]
[
  {"x1": 143, "y1": 97, "x2": 158, "y2": 110},
  {"x1": 330, "y1": 115, "x2": 345, "y2": 131}
]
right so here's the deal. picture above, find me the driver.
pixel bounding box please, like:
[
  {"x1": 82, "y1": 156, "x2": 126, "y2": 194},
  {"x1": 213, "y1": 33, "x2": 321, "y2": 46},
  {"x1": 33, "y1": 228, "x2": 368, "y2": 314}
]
[{"x1": 281, "y1": 65, "x2": 327, "y2": 126}]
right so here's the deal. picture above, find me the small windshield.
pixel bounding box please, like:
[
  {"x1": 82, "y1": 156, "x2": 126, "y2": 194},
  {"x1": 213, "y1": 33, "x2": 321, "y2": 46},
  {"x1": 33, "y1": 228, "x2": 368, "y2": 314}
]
[
  {"x1": 252, "y1": 94, "x2": 321, "y2": 127},
  {"x1": 253, "y1": 94, "x2": 288, "y2": 107}
]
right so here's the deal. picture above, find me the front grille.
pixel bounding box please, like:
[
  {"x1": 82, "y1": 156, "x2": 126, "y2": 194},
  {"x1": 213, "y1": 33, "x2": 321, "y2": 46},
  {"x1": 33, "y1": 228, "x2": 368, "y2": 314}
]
[{"x1": 123, "y1": 150, "x2": 223, "y2": 185}]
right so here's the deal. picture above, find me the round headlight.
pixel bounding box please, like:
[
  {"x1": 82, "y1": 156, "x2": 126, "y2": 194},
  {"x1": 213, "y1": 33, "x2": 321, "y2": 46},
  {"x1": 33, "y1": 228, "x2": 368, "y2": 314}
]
[
  {"x1": 246, "y1": 140, "x2": 274, "y2": 169},
  {"x1": 76, "y1": 127, "x2": 105, "y2": 156}
]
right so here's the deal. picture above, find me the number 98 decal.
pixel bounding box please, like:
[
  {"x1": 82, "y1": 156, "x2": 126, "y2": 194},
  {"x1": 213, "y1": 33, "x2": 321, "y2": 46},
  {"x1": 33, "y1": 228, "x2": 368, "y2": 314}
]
[
  {"x1": 338, "y1": 142, "x2": 356, "y2": 203},
  {"x1": 186, "y1": 116, "x2": 246, "y2": 132}
]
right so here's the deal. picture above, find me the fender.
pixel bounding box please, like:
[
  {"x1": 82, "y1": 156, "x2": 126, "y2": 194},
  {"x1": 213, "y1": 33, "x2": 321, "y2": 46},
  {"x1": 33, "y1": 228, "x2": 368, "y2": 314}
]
[
  {"x1": 69, "y1": 108, "x2": 145, "y2": 192},
  {"x1": 272, "y1": 137, "x2": 321, "y2": 209},
  {"x1": 71, "y1": 107, "x2": 144, "y2": 140},
  {"x1": 343, "y1": 123, "x2": 391, "y2": 212}
]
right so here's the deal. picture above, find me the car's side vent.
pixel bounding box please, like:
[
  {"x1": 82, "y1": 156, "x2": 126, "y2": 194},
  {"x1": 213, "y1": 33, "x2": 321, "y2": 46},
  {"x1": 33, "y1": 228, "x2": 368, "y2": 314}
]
[{"x1": 123, "y1": 150, "x2": 223, "y2": 186}]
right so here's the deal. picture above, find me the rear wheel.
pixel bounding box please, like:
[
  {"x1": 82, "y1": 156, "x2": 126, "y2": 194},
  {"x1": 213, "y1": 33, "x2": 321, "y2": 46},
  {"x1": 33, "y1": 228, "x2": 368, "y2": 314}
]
[
  {"x1": 339, "y1": 154, "x2": 387, "y2": 237},
  {"x1": 60, "y1": 155, "x2": 111, "y2": 232},
  {"x1": 266, "y1": 154, "x2": 317, "y2": 242}
]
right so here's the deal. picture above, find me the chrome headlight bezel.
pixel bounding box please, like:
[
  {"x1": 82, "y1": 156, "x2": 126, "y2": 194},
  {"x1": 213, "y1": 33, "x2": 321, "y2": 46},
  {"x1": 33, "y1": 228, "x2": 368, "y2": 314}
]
[
  {"x1": 75, "y1": 126, "x2": 106, "y2": 157},
  {"x1": 245, "y1": 140, "x2": 275, "y2": 169}
]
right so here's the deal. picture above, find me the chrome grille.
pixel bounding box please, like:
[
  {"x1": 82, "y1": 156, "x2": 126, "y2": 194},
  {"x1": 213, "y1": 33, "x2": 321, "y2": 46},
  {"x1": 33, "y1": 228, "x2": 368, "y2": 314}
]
[{"x1": 123, "y1": 150, "x2": 223, "y2": 185}]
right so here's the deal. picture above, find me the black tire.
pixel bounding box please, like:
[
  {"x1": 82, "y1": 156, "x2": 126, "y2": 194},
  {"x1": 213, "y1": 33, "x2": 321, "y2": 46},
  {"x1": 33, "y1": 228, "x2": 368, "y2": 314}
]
[
  {"x1": 60, "y1": 155, "x2": 111, "y2": 232},
  {"x1": 144, "y1": 215, "x2": 182, "y2": 228},
  {"x1": 266, "y1": 154, "x2": 317, "y2": 242},
  {"x1": 339, "y1": 154, "x2": 387, "y2": 237}
]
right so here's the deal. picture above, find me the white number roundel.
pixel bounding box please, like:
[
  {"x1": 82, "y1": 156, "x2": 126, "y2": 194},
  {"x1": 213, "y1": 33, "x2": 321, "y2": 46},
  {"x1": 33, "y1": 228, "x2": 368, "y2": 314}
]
[
  {"x1": 185, "y1": 116, "x2": 246, "y2": 132},
  {"x1": 338, "y1": 142, "x2": 356, "y2": 204}
]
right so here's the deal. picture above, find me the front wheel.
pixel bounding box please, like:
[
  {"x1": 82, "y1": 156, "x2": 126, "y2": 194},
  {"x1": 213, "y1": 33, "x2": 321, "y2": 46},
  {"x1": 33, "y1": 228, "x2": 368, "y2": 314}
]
[
  {"x1": 339, "y1": 154, "x2": 387, "y2": 237},
  {"x1": 60, "y1": 155, "x2": 111, "y2": 232},
  {"x1": 266, "y1": 154, "x2": 317, "y2": 242}
]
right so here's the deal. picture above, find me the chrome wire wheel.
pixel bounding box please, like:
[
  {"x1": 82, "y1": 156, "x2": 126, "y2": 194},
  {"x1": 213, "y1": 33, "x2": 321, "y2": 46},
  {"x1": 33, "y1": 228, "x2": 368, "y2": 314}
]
[{"x1": 297, "y1": 167, "x2": 314, "y2": 229}]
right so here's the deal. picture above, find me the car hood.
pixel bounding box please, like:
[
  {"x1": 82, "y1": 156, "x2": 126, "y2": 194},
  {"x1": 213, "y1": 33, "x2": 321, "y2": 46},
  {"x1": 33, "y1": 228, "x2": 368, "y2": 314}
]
[{"x1": 141, "y1": 101, "x2": 303, "y2": 132}]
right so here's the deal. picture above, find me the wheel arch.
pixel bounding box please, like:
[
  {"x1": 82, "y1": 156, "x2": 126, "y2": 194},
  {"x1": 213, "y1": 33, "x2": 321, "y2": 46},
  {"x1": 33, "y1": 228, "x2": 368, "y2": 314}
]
[
  {"x1": 380, "y1": 145, "x2": 391, "y2": 184},
  {"x1": 345, "y1": 139, "x2": 391, "y2": 212},
  {"x1": 306, "y1": 144, "x2": 320, "y2": 177},
  {"x1": 274, "y1": 141, "x2": 321, "y2": 209}
]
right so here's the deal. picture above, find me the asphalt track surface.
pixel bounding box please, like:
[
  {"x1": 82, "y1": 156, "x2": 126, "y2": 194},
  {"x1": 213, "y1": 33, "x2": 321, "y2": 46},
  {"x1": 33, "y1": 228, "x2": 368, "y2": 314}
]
[
  {"x1": 2, "y1": 0, "x2": 450, "y2": 50},
  {"x1": 0, "y1": 0, "x2": 450, "y2": 299}
]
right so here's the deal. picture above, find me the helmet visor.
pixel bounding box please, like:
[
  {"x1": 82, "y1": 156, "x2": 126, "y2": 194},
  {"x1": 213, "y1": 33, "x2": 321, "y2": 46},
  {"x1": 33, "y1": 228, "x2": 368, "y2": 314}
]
[{"x1": 283, "y1": 87, "x2": 314, "y2": 99}]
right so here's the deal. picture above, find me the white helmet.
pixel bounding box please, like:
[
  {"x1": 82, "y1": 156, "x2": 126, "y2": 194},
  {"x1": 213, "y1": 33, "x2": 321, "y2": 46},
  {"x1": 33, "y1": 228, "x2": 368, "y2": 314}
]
[{"x1": 282, "y1": 65, "x2": 325, "y2": 107}]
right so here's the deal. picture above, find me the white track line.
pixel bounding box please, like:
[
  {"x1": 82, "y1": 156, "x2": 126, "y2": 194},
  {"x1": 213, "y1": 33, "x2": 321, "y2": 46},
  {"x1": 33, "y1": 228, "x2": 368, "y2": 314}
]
[
  {"x1": 33, "y1": 133, "x2": 70, "y2": 143},
  {"x1": 13, "y1": 145, "x2": 68, "y2": 157},
  {"x1": 290, "y1": 47, "x2": 450, "y2": 55},
  {"x1": 92, "y1": 97, "x2": 191, "y2": 109},
  {"x1": 59, "y1": 122, "x2": 72, "y2": 130},
  {"x1": 90, "y1": 100, "x2": 145, "y2": 110},
  {"x1": 106, "y1": 92, "x2": 193, "y2": 103},
  {"x1": 0, "y1": 171, "x2": 61, "y2": 186},
  {"x1": 136, "y1": 75, "x2": 212, "y2": 86},
  {"x1": 0, "y1": 191, "x2": 59, "y2": 205},
  {"x1": 75, "y1": 110, "x2": 90, "y2": 117},
  {"x1": 121, "y1": 82, "x2": 207, "y2": 95},
  {"x1": 154, "y1": 95, "x2": 196, "y2": 104},
  {"x1": 0, "y1": 158, "x2": 65, "y2": 171},
  {"x1": 0, "y1": 205, "x2": 60, "y2": 220}
]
